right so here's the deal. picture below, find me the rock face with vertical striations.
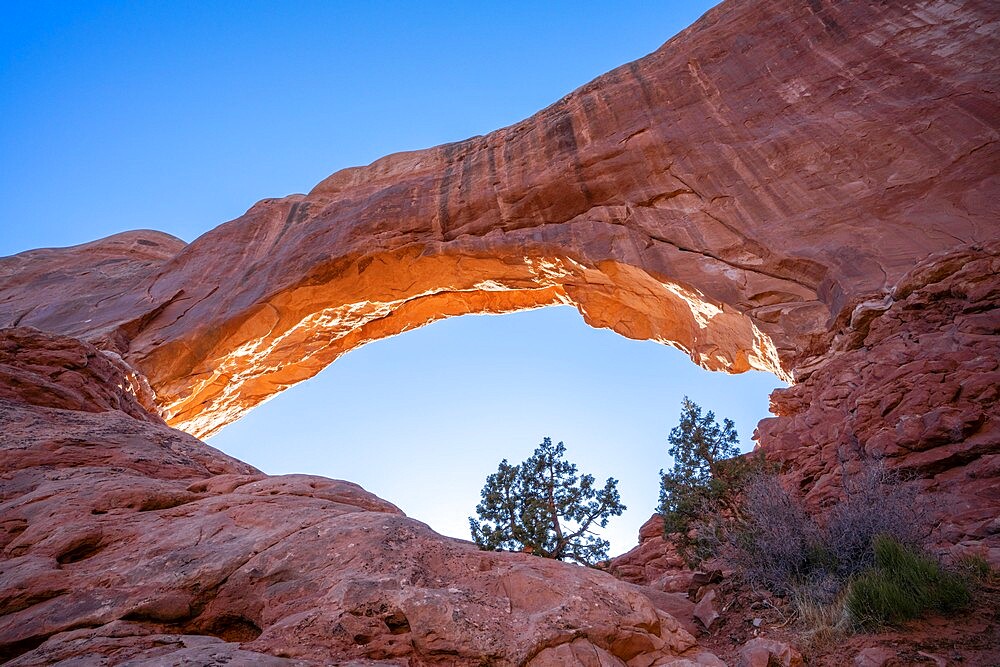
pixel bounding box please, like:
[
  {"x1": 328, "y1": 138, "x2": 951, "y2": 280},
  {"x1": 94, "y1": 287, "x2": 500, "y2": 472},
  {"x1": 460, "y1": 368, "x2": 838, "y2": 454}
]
[{"x1": 1, "y1": 0, "x2": 999, "y2": 663}]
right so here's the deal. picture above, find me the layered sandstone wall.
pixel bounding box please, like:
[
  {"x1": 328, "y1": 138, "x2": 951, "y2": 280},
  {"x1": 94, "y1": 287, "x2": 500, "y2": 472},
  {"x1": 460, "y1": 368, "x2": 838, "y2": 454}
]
[{"x1": 758, "y1": 242, "x2": 1000, "y2": 562}]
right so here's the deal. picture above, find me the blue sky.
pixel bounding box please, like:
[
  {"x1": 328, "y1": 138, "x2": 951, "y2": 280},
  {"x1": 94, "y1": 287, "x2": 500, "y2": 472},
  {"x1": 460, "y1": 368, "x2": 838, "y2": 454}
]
[{"x1": 1, "y1": 1, "x2": 783, "y2": 555}]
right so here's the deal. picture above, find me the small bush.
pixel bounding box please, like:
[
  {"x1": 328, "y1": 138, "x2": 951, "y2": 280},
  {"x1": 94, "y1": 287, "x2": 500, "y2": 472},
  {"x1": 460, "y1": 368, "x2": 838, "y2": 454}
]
[
  {"x1": 824, "y1": 464, "x2": 925, "y2": 578},
  {"x1": 712, "y1": 461, "x2": 976, "y2": 637},
  {"x1": 723, "y1": 474, "x2": 825, "y2": 595},
  {"x1": 721, "y1": 461, "x2": 927, "y2": 600},
  {"x1": 845, "y1": 535, "x2": 970, "y2": 629}
]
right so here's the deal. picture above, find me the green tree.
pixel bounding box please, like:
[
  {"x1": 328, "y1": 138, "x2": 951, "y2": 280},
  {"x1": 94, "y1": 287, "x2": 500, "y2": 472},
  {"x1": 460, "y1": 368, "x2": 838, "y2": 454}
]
[
  {"x1": 469, "y1": 437, "x2": 625, "y2": 565},
  {"x1": 658, "y1": 397, "x2": 743, "y2": 563}
]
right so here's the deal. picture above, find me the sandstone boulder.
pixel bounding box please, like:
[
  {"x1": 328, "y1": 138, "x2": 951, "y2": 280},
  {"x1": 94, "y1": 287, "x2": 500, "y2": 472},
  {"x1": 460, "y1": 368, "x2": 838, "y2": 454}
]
[{"x1": 692, "y1": 590, "x2": 720, "y2": 632}]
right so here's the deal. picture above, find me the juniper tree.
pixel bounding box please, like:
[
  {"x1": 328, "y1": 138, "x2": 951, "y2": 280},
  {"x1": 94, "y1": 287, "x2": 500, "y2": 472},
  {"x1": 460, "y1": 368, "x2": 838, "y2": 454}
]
[
  {"x1": 658, "y1": 397, "x2": 744, "y2": 563},
  {"x1": 469, "y1": 437, "x2": 625, "y2": 565}
]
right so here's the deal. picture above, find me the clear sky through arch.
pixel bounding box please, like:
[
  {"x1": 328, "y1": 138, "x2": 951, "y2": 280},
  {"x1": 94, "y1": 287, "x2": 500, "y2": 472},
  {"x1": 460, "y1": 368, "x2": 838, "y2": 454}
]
[
  {"x1": 207, "y1": 306, "x2": 782, "y2": 556},
  {"x1": 0, "y1": 1, "x2": 789, "y2": 556}
]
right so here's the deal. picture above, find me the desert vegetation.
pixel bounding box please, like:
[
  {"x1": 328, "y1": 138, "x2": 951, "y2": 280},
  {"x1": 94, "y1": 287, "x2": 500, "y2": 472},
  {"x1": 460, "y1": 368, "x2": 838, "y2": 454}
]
[
  {"x1": 720, "y1": 464, "x2": 975, "y2": 638},
  {"x1": 468, "y1": 397, "x2": 990, "y2": 654},
  {"x1": 469, "y1": 437, "x2": 625, "y2": 565},
  {"x1": 845, "y1": 535, "x2": 970, "y2": 628},
  {"x1": 657, "y1": 396, "x2": 768, "y2": 566},
  {"x1": 655, "y1": 400, "x2": 980, "y2": 635}
]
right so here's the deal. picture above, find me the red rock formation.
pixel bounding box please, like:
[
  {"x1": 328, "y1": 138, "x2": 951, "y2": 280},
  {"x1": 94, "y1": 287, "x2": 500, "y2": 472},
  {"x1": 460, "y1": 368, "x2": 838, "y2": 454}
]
[
  {"x1": 1, "y1": 0, "x2": 999, "y2": 663},
  {"x1": 758, "y1": 242, "x2": 1000, "y2": 563},
  {"x1": 2, "y1": 0, "x2": 996, "y2": 438},
  {"x1": 0, "y1": 329, "x2": 715, "y2": 665},
  {"x1": 0, "y1": 327, "x2": 161, "y2": 423},
  {"x1": 606, "y1": 515, "x2": 694, "y2": 594},
  {"x1": 610, "y1": 246, "x2": 1000, "y2": 577},
  {"x1": 738, "y1": 638, "x2": 803, "y2": 667}
]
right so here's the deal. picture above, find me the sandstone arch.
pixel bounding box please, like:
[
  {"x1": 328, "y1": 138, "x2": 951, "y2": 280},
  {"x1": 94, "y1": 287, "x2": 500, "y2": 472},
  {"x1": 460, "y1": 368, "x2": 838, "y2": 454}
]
[
  {"x1": 138, "y1": 236, "x2": 794, "y2": 438},
  {"x1": 2, "y1": 0, "x2": 1000, "y2": 663},
  {"x1": 3, "y1": 0, "x2": 995, "y2": 439}
]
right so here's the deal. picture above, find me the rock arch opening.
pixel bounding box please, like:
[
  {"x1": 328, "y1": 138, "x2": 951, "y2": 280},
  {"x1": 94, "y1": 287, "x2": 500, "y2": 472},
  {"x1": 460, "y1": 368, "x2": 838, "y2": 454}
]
[
  {"x1": 141, "y1": 242, "x2": 793, "y2": 439},
  {"x1": 0, "y1": 0, "x2": 992, "y2": 558},
  {"x1": 10, "y1": 0, "x2": 995, "y2": 441},
  {"x1": 205, "y1": 305, "x2": 784, "y2": 555}
]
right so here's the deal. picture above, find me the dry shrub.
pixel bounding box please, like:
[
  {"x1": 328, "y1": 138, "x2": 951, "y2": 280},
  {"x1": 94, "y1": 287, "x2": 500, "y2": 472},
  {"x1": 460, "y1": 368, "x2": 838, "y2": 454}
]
[
  {"x1": 954, "y1": 552, "x2": 995, "y2": 583},
  {"x1": 823, "y1": 463, "x2": 925, "y2": 578},
  {"x1": 722, "y1": 474, "x2": 825, "y2": 596},
  {"x1": 717, "y1": 460, "x2": 972, "y2": 633},
  {"x1": 723, "y1": 462, "x2": 925, "y2": 596},
  {"x1": 793, "y1": 591, "x2": 851, "y2": 652}
]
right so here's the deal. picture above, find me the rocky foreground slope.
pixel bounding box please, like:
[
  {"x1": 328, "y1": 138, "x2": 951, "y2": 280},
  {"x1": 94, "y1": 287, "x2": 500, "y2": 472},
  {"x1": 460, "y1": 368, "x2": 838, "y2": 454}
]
[
  {"x1": 1, "y1": 0, "x2": 998, "y2": 663},
  {"x1": 0, "y1": 329, "x2": 715, "y2": 664}
]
